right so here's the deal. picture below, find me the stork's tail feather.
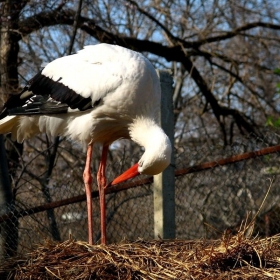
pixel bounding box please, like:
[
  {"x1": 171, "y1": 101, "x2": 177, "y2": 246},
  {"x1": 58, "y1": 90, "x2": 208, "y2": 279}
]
[{"x1": 0, "y1": 116, "x2": 19, "y2": 136}]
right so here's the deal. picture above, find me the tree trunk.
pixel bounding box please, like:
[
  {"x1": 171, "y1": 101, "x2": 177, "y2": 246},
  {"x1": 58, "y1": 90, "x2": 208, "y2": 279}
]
[
  {"x1": 0, "y1": 0, "x2": 26, "y2": 258},
  {"x1": 0, "y1": 136, "x2": 15, "y2": 259}
]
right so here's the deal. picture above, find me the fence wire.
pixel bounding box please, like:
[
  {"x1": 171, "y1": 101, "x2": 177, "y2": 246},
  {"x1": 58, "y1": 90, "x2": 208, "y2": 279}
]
[{"x1": 1, "y1": 128, "x2": 280, "y2": 258}]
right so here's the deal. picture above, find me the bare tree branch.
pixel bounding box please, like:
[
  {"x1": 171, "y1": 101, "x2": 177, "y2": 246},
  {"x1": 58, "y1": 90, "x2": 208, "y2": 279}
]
[{"x1": 194, "y1": 22, "x2": 280, "y2": 47}]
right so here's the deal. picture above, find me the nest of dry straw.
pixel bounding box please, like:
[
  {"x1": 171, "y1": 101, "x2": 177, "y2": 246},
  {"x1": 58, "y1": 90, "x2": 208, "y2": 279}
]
[{"x1": 1, "y1": 233, "x2": 280, "y2": 279}]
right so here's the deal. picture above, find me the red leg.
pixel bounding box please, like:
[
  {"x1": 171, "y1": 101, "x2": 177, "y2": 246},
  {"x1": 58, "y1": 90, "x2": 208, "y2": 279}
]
[
  {"x1": 83, "y1": 143, "x2": 94, "y2": 245},
  {"x1": 97, "y1": 145, "x2": 109, "y2": 244}
]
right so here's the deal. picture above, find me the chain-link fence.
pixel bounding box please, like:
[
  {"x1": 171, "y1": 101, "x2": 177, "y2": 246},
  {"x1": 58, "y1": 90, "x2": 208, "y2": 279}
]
[{"x1": 1, "y1": 128, "x2": 280, "y2": 259}]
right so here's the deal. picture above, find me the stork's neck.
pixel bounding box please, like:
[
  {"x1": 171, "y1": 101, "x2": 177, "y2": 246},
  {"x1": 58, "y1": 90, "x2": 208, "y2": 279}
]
[{"x1": 129, "y1": 117, "x2": 171, "y2": 175}]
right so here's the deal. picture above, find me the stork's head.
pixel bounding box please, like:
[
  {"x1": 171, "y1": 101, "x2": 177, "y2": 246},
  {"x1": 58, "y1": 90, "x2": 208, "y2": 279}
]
[{"x1": 108, "y1": 118, "x2": 171, "y2": 186}]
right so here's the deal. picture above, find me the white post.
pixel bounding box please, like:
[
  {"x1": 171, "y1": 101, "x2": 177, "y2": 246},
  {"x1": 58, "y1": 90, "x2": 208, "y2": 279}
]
[{"x1": 154, "y1": 70, "x2": 175, "y2": 239}]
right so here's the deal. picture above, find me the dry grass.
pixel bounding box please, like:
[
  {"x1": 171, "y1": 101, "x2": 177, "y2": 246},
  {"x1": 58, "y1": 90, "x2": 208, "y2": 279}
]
[{"x1": 1, "y1": 230, "x2": 280, "y2": 280}]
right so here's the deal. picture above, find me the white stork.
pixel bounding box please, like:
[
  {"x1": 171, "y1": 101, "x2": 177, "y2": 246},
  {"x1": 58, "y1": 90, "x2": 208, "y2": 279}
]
[{"x1": 0, "y1": 43, "x2": 171, "y2": 245}]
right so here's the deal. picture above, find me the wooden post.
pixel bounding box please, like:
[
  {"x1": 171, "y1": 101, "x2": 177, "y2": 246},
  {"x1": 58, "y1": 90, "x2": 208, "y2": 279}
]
[{"x1": 154, "y1": 70, "x2": 175, "y2": 239}]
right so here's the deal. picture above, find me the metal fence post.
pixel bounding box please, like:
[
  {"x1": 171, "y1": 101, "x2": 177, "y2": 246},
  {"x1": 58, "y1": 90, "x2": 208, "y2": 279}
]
[{"x1": 154, "y1": 70, "x2": 175, "y2": 239}]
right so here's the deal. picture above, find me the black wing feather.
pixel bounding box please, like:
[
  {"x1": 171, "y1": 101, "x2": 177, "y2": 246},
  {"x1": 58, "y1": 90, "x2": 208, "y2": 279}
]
[
  {"x1": 7, "y1": 95, "x2": 68, "y2": 115},
  {"x1": 29, "y1": 73, "x2": 93, "y2": 111},
  {"x1": 0, "y1": 71, "x2": 96, "y2": 119}
]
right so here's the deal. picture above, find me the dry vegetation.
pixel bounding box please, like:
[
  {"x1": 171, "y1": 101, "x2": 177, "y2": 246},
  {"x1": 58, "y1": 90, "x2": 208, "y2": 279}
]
[{"x1": 1, "y1": 231, "x2": 280, "y2": 279}]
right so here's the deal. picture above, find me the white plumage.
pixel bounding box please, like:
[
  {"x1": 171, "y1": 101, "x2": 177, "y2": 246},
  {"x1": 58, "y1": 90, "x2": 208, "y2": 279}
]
[{"x1": 0, "y1": 43, "x2": 171, "y2": 244}]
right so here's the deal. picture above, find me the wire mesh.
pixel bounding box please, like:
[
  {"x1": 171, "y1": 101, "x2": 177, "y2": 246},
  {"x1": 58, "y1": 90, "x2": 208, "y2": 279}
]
[{"x1": 1, "y1": 128, "x2": 280, "y2": 259}]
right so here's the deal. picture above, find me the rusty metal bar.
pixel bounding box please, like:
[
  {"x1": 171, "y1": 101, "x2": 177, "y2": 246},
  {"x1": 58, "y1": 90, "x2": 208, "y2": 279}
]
[{"x1": 1, "y1": 144, "x2": 280, "y2": 223}]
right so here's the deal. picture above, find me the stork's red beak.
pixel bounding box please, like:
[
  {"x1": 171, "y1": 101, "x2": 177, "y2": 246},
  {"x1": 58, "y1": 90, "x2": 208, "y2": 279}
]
[{"x1": 108, "y1": 163, "x2": 140, "y2": 187}]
